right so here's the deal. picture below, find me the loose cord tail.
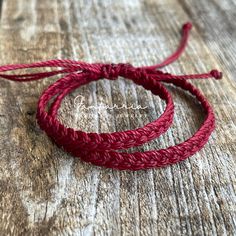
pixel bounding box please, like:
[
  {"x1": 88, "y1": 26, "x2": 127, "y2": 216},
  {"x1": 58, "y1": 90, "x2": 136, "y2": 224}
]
[
  {"x1": 143, "y1": 22, "x2": 192, "y2": 70},
  {"x1": 0, "y1": 22, "x2": 222, "y2": 83},
  {"x1": 151, "y1": 69, "x2": 223, "y2": 81}
]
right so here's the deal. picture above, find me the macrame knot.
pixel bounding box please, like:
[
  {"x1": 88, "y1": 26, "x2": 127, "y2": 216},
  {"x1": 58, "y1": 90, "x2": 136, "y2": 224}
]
[
  {"x1": 100, "y1": 63, "x2": 131, "y2": 80},
  {"x1": 132, "y1": 67, "x2": 150, "y2": 81}
]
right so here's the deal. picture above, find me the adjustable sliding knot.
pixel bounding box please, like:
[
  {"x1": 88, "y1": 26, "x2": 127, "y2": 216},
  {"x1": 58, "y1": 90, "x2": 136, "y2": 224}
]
[
  {"x1": 100, "y1": 63, "x2": 154, "y2": 83},
  {"x1": 100, "y1": 63, "x2": 132, "y2": 80}
]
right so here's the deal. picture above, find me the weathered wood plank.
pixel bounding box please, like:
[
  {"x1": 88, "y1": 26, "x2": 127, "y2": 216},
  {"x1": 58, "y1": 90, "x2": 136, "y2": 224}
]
[{"x1": 0, "y1": 0, "x2": 235, "y2": 235}]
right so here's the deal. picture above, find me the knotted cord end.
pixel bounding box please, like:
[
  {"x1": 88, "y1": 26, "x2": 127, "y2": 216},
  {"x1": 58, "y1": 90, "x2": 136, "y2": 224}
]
[
  {"x1": 210, "y1": 69, "x2": 223, "y2": 80},
  {"x1": 182, "y1": 22, "x2": 192, "y2": 32}
]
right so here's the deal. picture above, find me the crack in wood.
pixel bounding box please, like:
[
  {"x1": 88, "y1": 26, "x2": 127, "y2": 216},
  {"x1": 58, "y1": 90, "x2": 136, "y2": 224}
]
[{"x1": 0, "y1": 0, "x2": 3, "y2": 21}]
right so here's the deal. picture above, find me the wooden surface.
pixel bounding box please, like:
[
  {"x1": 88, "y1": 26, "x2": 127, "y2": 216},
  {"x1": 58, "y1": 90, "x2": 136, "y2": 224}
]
[{"x1": 0, "y1": 0, "x2": 235, "y2": 235}]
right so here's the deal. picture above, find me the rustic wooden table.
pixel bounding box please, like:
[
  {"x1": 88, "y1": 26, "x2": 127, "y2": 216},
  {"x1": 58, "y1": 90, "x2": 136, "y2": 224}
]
[{"x1": 0, "y1": 0, "x2": 235, "y2": 235}]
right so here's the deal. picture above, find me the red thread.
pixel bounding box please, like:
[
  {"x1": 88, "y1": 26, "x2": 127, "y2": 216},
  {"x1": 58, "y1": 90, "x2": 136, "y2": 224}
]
[{"x1": 0, "y1": 22, "x2": 222, "y2": 170}]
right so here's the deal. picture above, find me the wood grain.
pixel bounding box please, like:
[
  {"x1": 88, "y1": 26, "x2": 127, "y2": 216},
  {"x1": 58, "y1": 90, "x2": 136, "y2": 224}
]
[{"x1": 0, "y1": 0, "x2": 235, "y2": 235}]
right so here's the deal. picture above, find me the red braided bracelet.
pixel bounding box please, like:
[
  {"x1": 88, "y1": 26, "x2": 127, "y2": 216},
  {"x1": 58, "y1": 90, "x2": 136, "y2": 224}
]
[{"x1": 0, "y1": 22, "x2": 222, "y2": 170}]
